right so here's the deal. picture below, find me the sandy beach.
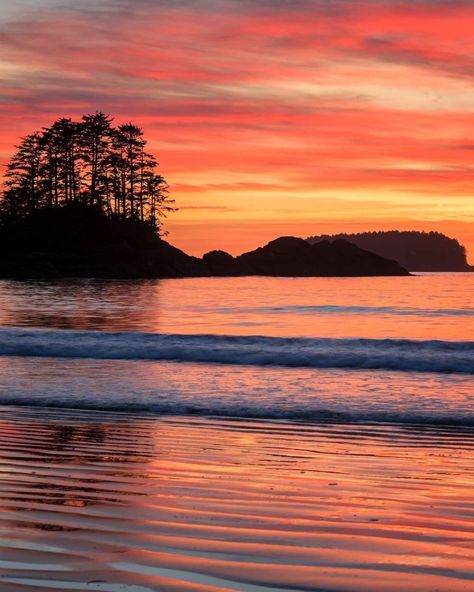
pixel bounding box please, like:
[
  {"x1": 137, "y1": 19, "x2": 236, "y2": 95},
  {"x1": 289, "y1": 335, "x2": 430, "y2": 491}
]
[{"x1": 0, "y1": 405, "x2": 473, "y2": 592}]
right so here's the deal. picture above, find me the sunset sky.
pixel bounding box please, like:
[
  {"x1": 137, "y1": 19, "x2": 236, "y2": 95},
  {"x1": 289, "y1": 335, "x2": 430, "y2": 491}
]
[{"x1": 1, "y1": 0, "x2": 473, "y2": 260}]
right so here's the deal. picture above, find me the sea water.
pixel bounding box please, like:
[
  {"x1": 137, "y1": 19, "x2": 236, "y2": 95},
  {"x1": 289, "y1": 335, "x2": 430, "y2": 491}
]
[
  {"x1": 0, "y1": 274, "x2": 473, "y2": 591},
  {"x1": 0, "y1": 273, "x2": 472, "y2": 427}
]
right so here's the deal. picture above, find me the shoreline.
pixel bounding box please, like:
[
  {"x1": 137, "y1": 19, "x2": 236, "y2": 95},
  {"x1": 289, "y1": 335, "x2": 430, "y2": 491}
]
[{"x1": 1, "y1": 405, "x2": 473, "y2": 591}]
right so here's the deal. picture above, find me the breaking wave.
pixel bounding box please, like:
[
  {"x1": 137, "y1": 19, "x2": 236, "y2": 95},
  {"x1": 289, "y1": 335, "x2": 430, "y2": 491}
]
[{"x1": 0, "y1": 328, "x2": 472, "y2": 374}]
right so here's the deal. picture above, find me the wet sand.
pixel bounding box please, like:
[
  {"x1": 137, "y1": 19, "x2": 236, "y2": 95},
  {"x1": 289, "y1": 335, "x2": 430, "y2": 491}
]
[{"x1": 0, "y1": 406, "x2": 473, "y2": 592}]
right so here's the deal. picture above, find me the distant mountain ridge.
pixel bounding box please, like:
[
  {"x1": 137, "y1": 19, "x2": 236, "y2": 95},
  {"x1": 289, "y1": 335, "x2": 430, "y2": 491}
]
[{"x1": 307, "y1": 231, "x2": 472, "y2": 272}]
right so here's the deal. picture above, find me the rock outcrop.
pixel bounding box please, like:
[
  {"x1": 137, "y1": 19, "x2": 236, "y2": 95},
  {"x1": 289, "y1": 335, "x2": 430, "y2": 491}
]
[
  {"x1": 0, "y1": 207, "x2": 410, "y2": 278},
  {"x1": 203, "y1": 237, "x2": 409, "y2": 277}
]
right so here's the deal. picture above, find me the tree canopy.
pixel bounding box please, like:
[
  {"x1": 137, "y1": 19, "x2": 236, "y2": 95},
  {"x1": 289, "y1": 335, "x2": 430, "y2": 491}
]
[
  {"x1": 307, "y1": 230, "x2": 470, "y2": 271},
  {"x1": 1, "y1": 112, "x2": 174, "y2": 233}
]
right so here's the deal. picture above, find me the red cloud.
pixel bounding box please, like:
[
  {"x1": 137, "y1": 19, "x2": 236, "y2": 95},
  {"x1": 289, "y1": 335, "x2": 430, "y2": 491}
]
[{"x1": 0, "y1": 0, "x2": 473, "y2": 257}]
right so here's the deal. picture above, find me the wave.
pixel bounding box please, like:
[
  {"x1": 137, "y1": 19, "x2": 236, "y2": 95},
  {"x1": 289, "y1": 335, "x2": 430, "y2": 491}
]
[
  {"x1": 0, "y1": 328, "x2": 473, "y2": 374},
  {"x1": 1, "y1": 396, "x2": 474, "y2": 427},
  {"x1": 219, "y1": 304, "x2": 474, "y2": 317}
]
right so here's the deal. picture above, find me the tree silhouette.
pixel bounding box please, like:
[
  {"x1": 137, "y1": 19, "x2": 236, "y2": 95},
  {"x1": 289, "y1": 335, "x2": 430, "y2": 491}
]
[
  {"x1": 1, "y1": 112, "x2": 174, "y2": 233},
  {"x1": 307, "y1": 230, "x2": 470, "y2": 271}
]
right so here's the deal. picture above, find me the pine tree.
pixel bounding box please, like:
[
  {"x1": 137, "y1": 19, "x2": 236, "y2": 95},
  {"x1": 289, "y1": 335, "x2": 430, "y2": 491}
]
[
  {"x1": 0, "y1": 113, "x2": 174, "y2": 232},
  {"x1": 3, "y1": 132, "x2": 44, "y2": 217},
  {"x1": 79, "y1": 112, "x2": 113, "y2": 210}
]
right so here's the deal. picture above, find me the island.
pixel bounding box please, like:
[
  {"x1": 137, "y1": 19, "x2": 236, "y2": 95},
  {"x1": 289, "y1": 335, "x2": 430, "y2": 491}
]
[
  {"x1": 203, "y1": 236, "x2": 409, "y2": 277},
  {"x1": 0, "y1": 204, "x2": 409, "y2": 278},
  {"x1": 0, "y1": 113, "x2": 409, "y2": 279},
  {"x1": 307, "y1": 231, "x2": 472, "y2": 272}
]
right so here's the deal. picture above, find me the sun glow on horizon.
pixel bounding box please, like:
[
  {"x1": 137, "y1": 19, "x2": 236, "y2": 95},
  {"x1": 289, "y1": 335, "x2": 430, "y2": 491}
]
[{"x1": 0, "y1": 0, "x2": 473, "y2": 260}]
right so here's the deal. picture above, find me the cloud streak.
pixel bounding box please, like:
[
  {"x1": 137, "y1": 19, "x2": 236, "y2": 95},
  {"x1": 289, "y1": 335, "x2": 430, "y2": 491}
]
[{"x1": 0, "y1": 0, "x2": 473, "y2": 257}]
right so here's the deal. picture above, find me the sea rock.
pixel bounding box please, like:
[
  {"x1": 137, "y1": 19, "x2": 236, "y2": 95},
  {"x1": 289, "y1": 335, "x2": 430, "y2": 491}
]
[
  {"x1": 229, "y1": 236, "x2": 409, "y2": 277},
  {"x1": 202, "y1": 250, "x2": 236, "y2": 276}
]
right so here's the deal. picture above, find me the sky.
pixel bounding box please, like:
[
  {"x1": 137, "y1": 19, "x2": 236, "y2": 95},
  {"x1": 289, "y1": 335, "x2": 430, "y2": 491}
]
[{"x1": 0, "y1": 0, "x2": 473, "y2": 260}]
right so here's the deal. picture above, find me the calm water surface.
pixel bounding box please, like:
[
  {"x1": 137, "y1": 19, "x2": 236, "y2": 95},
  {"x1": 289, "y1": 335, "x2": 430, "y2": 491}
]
[{"x1": 0, "y1": 273, "x2": 472, "y2": 339}]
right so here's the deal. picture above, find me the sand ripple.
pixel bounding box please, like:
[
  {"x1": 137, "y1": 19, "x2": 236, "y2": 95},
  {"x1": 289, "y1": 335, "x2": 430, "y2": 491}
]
[{"x1": 0, "y1": 407, "x2": 473, "y2": 591}]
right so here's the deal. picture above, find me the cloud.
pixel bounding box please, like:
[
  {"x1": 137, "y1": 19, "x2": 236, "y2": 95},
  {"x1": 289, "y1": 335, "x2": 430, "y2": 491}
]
[{"x1": 0, "y1": 0, "x2": 473, "y2": 258}]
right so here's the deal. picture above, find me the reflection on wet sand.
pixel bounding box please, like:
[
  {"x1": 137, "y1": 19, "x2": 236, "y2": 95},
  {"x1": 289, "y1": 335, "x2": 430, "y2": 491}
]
[
  {"x1": 0, "y1": 406, "x2": 473, "y2": 591},
  {"x1": 0, "y1": 411, "x2": 152, "y2": 535}
]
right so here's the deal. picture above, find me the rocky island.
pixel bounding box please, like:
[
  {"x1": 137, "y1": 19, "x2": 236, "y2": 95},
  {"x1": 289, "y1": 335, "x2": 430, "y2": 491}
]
[
  {"x1": 203, "y1": 236, "x2": 409, "y2": 277},
  {"x1": 307, "y1": 231, "x2": 472, "y2": 272},
  {"x1": 0, "y1": 113, "x2": 409, "y2": 279},
  {"x1": 0, "y1": 205, "x2": 409, "y2": 279}
]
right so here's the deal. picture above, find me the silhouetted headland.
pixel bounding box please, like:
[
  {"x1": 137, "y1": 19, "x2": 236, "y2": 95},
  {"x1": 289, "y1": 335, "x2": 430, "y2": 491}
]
[
  {"x1": 204, "y1": 236, "x2": 409, "y2": 277},
  {"x1": 307, "y1": 231, "x2": 473, "y2": 272},
  {"x1": 0, "y1": 205, "x2": 409, "y2": 278},
  {"x1": 0, "y1": 205, "x2": 204, "y2": 279}
]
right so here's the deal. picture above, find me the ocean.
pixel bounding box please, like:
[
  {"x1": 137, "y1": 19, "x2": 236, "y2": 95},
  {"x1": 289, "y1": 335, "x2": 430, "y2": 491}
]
[
  {"x1": 0, "y1": 273, "x2": 472, "y2": 424},
  {"x1": 0, "y1": 273, "x2": 473, "y2": 591}
]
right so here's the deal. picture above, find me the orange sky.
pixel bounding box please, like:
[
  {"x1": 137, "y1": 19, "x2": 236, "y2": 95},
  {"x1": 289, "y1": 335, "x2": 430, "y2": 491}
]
[{"x1": 0, "y1": 0, "x2": 473, "y2": 261}]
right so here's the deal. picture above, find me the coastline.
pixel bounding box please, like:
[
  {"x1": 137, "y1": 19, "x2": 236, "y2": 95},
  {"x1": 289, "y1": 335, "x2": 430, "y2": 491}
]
[
  {"x1": 0, "y1": 405, "x2": 473, "y2": 592},
  {"x1": 0, "y1": 208, "x2": 410, "y2": 279}
]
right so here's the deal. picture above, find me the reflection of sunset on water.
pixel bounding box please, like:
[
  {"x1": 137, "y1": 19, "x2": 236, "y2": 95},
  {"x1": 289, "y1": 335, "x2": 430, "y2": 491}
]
[
  {"x1": 0, "y1": 355, "x2": 472, "y2": 424},
  {"x1": 0, "y1": 274, "x2": 472, "y2": 340},
  {"x1": 0, "y1": 0, "x2": 473, "y2": 589},
  {"x1": 0, "y1": 407, "x2": 473, "y2": 591}
]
